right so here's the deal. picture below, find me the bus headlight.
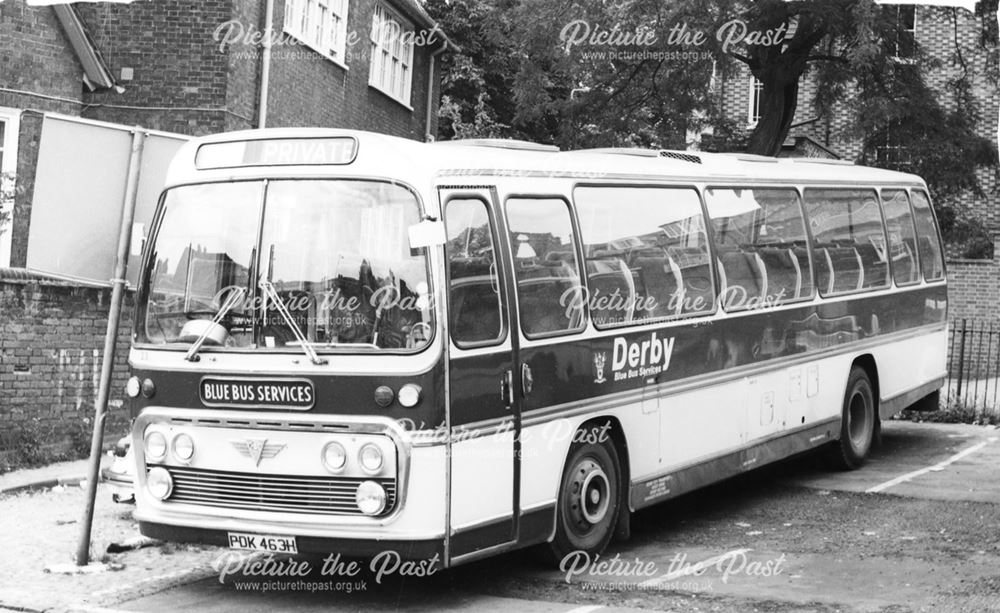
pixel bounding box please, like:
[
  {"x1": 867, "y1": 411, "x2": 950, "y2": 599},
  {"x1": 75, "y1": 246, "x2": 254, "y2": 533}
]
[
  {"x1": 141, "y1": 378, "x2": 157, "y2": 399},
  {"x1": 172, "y1": 433, "x2": 194, "y2": 462},
  {"x1": 145, "y1": 431, "x2": 167, "y2": 461},
  {"x1": 146, "y1": 467, "x2": 173, "y2": 500},
  {"x1": 355, "y1": 480, "x2": 387, "y2": 515},
  {"x1": 321, "y1": 441, "x2": 347, "y2": 472},
  {"x1": 398, "y1": 384, "x2": 422, "y2": 408},
  {"x1": 126, "y1": 377, "x2": 141, "y2": 398},
  {"x1": 358, "y1": 443, "x2": 383, "y2": 473}
]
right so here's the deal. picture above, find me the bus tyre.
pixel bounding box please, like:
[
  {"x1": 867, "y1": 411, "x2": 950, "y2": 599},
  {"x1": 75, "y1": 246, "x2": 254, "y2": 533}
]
[
  {"x1": 829, "y1": 367, "x2": 876, "y2": 470},
  {"x1": 549, "y1": 439, "x2": 622, "y2": 561}
]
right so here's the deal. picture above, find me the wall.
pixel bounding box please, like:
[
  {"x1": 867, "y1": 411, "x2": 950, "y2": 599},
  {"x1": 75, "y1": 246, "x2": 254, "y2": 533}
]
[
  {"x1": 0, "y1": 1, "x2": 83, "y2": 114},
  {"x1": 75, "y1": 0, "x2": 240, "y2": 135},
  {"x1": 263, "y1": 0, "x2": 437, "y2": 139},
  {"x1": 0, "y1": 273, "x2": 133, "y2": 459},
  {"x1": 946, "y1": 234, "x2": 1000, "y2": 322}
]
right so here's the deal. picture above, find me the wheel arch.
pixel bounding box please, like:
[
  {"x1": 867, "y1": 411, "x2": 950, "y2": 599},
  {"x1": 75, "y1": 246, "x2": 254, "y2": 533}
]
[{"x1": 851, "y1": 353, "x2": 881, "y2": 413}]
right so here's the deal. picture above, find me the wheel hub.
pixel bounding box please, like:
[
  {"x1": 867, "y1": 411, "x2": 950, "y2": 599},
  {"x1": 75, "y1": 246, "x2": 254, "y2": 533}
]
[{"x1": 568, "y1": 458, "x2": 611, "y2": 527}]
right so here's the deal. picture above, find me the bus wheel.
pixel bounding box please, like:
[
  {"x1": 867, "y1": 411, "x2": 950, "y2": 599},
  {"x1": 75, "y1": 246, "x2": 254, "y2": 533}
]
[
  {"x1": 549, "y1": 439, "x2": 621, "y2": 561},
  {"x1": 828, "y1": 367, "x2": 876, "y2": 470}
]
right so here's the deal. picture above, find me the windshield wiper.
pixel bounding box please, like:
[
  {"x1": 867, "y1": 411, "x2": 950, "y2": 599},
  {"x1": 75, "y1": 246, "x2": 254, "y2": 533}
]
[
  {"x1": 259, "y1": 280, "x2": 328, "y2": 366},
  {"x1": 184, "y1": 287, "x2": 247, "y2": 362}
]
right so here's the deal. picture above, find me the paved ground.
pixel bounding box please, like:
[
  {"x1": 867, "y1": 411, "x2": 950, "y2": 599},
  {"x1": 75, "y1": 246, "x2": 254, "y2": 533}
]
[{"x1": 1, "y1": 420, "x2": 998, "y2": 613}]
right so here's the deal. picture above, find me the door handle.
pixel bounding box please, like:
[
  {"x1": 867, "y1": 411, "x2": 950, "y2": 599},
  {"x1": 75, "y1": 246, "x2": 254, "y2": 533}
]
[
  {"x1": 501, "y1": 369, "x2": 514, "y2": 408},
  {"x1": 521, "y1": 363, "x2": 533, "y2": 397}
]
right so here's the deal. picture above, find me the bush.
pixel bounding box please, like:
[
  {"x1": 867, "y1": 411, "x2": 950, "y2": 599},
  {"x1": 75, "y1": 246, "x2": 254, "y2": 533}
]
[
  {"x1": 0, "y1": 417, "x2": 94, "y2": 474},
  {"x1": 898, "y1": 393, "x2": 1000, "y2": 426}
]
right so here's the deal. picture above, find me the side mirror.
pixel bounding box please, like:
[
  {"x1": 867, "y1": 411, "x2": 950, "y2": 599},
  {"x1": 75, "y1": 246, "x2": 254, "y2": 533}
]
[{"x1": 409, "y1": 220, "x2": 446, "y2": 249}]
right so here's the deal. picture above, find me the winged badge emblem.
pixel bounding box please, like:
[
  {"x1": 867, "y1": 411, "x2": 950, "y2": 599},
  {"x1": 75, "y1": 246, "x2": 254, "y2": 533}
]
[{"x1": 231, "y1": 439, "x2": 286, "y2": 467}]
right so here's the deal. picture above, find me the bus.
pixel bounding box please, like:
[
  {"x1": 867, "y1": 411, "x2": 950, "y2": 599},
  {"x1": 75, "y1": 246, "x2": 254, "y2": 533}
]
[{"x1": 127, "y1": 129, "x2": 947, "y2": 567}]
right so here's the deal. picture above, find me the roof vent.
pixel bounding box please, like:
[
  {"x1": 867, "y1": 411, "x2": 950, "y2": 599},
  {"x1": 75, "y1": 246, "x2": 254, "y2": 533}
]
[
  {"x1": 436, "y1": 139, "x2": 559, "y2": 152},
  {"x1": 659, "y1": 150, "x2": 702, "y2": 164}
]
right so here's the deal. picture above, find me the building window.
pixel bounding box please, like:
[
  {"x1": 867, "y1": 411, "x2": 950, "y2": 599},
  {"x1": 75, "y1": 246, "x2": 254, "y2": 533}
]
[
  {"x1": 0, "y1": 107, "x2": 19, "y2": 268},
  {"x1": 283, "y1": 0, "x2": 349, "y2": 64},
  {"x1": 748, "y1": 75, "x2": 764, "y2": 125},
  {"x1": 885, "y1": 4, "x2": 917, "y2": 59},
  {"x1": 875, "y1": 120, "x2": 914, "y2": 167},
  {"x1": 369, "y1": 4, "x2": 414, "y2": 106}
]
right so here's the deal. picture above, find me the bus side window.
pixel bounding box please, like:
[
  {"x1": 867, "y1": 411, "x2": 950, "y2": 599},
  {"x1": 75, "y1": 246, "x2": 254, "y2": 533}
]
[
  {"x1": 444, "y1": 199, "x2": 506, "y2": 346},
  {"x1": 880, "y1": 190, "x2": 921, "y2": 286},
  {"x1": 706, "y1": 187, "x2": 813, "y2": 311},
  {"x1": 574, "y1": 186, "x2": 714, "y2": 326},
  {"x1": 804, "y1": 189, "x2": 890, "y2": 296},
  {"x1": 506, "y1": 197, "x2": 585, "y2": 338},
  {"x1": 909, "y1": 190, "x2": 945, "y2": 281}
]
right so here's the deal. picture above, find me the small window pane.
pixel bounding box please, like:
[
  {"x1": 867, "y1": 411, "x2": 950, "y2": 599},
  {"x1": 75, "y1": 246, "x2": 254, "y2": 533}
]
[
  {"x1": 506, "y1": 198, "x2": 584, "y2": 337},
  {"x1": 881, "y1": 190, "x2": 921, "y2": 286},
  {"x1": 804, "y1": 189, "x2": 890, "y2": 296},
  {"x1": 707, "y1": 188, "x2": 813, "y2": 311},
  {"x1": 575, "y1": 186, "x2": 714, "y2": 327},
  {"x1": 445, "y1": 199, "x2": 505, "y2": 346},
  {"x1": 910, "y1": 190, "x2": 945, "y2": 281}
]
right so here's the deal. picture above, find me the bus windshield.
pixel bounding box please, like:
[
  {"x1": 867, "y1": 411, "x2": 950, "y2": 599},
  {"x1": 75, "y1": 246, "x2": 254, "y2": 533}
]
[{"x1": 140, "y1": 180, "x2": 434, "y2": 353}]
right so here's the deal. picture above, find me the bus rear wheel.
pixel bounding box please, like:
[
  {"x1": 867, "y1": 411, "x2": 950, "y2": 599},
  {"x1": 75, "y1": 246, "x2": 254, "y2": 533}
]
[
  {"x1": 828, "y1": 366, "x2": 876, "y2": 470},
  {"x1": 549, "y1": 438, "x2": 622, "y2": 561}
]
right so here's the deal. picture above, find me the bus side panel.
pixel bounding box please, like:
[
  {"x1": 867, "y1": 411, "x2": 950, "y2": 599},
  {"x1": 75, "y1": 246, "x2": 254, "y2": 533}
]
[{"x1": 869, "y1": 328, "x2": 948, "y2": 407}]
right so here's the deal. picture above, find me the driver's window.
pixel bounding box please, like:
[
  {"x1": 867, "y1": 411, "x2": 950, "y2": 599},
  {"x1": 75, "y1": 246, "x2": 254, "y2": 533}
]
[{"x1": 445, "y1": 198, "x2": 506, "y2": 347}]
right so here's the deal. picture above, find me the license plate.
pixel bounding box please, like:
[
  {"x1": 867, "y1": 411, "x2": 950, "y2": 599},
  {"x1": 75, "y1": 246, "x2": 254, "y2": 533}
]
[{"x1": 227, "y1": 532, "x2": 298, "y2": 554}]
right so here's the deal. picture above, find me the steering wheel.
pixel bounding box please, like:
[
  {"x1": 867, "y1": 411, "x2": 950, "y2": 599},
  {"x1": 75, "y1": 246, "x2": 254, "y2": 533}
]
[{"x1": 407, "y1": 322, "x2": 433, "y2": 348}]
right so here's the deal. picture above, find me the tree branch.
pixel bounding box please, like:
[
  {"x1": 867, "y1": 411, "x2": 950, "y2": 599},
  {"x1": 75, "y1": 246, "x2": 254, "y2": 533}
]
[{"x1": 806, "y1": 54, "x2": 850, "y2": 63}]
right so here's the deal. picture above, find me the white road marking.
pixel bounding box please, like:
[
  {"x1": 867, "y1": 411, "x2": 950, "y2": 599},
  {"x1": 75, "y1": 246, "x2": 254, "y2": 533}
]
[
  {"x1": 565, "y1": 606, "x2": 604, "y2": 613},
  {"x1": 866, "y1": 439, "x2": 994, "y2": 494},
  {"x1": 639, "y1": 548, "x2": 752, "y2": 588}
]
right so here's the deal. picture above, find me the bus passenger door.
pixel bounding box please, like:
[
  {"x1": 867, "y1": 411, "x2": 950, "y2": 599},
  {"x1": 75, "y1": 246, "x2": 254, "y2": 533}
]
[{"x1": 441, "y1": 188, "x2": 521, "y2": 563}]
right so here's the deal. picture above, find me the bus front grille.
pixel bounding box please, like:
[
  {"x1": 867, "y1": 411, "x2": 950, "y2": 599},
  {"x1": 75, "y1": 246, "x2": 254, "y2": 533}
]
[{"x1": 157, "y1": 466, "x2": 397, "y2": 516}]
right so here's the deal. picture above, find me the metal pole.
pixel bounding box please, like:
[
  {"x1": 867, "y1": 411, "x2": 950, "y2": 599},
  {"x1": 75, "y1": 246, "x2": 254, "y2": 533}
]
[
  {"x1": 75, "y1": 128, "x2": 146, "y2": 566},
  {"x1": 258, "y1": 0, "x2": 274, "y2": 128}
]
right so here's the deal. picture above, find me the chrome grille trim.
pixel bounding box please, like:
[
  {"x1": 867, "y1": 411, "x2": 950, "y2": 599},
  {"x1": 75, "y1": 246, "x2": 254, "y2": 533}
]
[{"x1": 160, "y1": 465, "x2": 397, "y2": 516}]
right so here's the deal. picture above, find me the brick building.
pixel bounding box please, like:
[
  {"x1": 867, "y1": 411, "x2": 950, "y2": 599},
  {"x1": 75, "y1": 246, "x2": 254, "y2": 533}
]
[
  {"x1": 0, "y1": 0, "x2": 451, "y2": 463},
  {"x1": 708, "y1": 4, "x2": 999, "y2": 231},
  {"x1": 0, "y1": 0, "x2": 452, "y2": 268}
]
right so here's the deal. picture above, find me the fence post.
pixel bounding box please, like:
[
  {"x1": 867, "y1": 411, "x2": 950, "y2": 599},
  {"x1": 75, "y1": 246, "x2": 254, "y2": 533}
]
[{"x1": 956, "y1": 318, "x2": 967, "y2": 401}]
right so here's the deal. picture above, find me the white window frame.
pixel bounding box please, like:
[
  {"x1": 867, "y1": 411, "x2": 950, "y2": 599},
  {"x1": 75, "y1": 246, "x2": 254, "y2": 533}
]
[
  {"x1": 0, "y1": 106, "x2": 20, "y2": 268},
  {"x1": 747, "y1": 74, "x2": 764, "y2": 126},
  {"x1": 283, "y1": 0, "x2": 350, "y2": 67},
  {"x1": 887, "y1": 4, "x2": 918, "y2": 62},
  {"x1": 368, "y1": 3, "x2": 414, "y2": 109}
]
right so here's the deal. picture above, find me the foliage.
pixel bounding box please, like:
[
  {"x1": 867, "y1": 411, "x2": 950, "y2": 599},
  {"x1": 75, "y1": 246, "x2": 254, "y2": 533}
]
[
  {"x1": 0, "y1": 171, "x2": 14, "y2": 237},
  {"x1": 898, "y1": 393, "x2": 1000, "y2": 426},
  {"x1": 0, "y1": 417, "x2": 92, "y2": 474},
  {"x1": 429, "y1": 0, "x2": 998, "y2": 257}
]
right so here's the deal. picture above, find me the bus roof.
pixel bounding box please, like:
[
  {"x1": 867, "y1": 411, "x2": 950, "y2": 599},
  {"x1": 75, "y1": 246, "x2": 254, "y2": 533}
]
[{"x1": 164, "y1": 128, "x2": 927, "y2": 189}]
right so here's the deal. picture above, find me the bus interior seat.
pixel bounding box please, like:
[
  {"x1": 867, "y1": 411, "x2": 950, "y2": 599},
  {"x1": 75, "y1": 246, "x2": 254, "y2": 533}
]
[
  {"x1": 633, "y1": 249, "x2": 682, "y2": 318},
  {"x1": 757, "y1": 247, "x2": 800, "y2": 301},
  {"x1": 855, "y1": 243, "x2": 888, "y2": 288},
  {"x1": 893, "y1": 240, "x2": 919, "y2": 284},
  {"x1": 449, "y1": 257, "x2": 501, "y2": 343},
  {"x1": 918, "y1": 236, "x2": 942, "y2": 278},
  {"x1": 667, "y1": 247, "x2": 713, "y2": 312},
  {"x1": 717, "y1": 247, "x2": 767, "y2": 305},
  {"x1": 826, "y1": 246, "x2": 864, "y2": 293},
  {"x1": 587, "y1": 257, "x2": 636, "y2": 326}
]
